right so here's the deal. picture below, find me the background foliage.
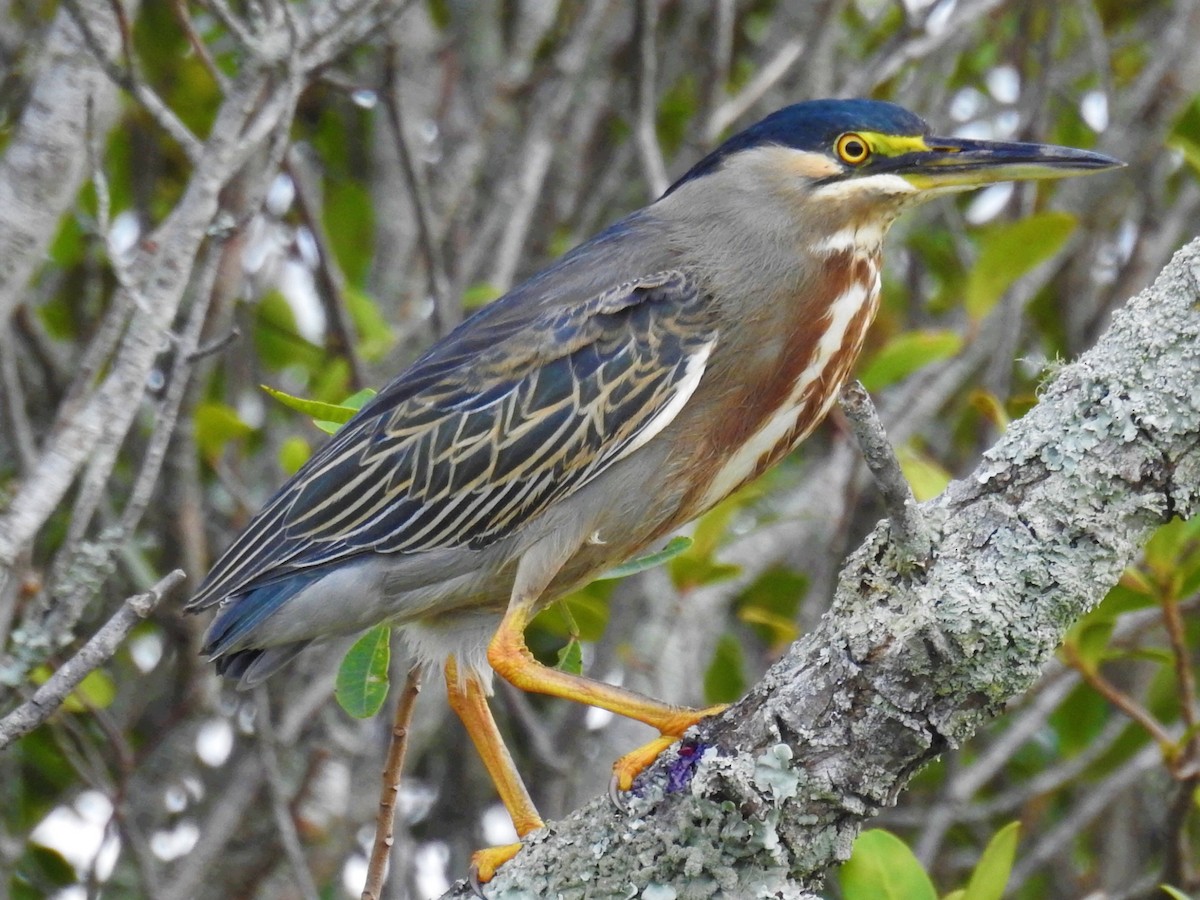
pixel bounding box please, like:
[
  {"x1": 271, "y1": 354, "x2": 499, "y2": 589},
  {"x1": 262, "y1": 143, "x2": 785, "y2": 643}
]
[{"x1": 1, "y1": 1, "x2": 1199, "y2": 898}]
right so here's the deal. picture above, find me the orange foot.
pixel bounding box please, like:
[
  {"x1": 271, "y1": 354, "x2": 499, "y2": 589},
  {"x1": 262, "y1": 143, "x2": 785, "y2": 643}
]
[
  {"x1": 612, "y1": 703, "x2": 728, "y2": 792},
  {"x1": 469, "y1": 842, "x2": 523, "y2": 895}
]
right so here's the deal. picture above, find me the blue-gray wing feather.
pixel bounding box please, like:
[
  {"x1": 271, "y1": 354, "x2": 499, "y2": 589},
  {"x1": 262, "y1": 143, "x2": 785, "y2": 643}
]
[{"x1": 188, "y1": 270, "x2": 715, "y2": 610}]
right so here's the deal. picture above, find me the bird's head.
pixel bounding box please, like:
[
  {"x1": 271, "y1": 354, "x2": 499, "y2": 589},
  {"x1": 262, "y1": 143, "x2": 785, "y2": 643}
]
[{"x1": 662, "y1": 99, "x2": 1122, "y2": 251}]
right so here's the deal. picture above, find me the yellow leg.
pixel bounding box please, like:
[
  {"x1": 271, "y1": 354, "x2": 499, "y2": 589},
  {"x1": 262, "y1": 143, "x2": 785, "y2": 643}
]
[
  {"x1": 445, "y1": 657, "x2": 544, "y2": 884},
  {"x1": 487, "y1": 602, "x2": 727, "y2": 791}
]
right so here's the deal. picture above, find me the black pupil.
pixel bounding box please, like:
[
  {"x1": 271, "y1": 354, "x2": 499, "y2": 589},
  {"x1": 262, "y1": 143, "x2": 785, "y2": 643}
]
[{"x1": 845, "y1": 140, "x2": 865, "y2": 159}]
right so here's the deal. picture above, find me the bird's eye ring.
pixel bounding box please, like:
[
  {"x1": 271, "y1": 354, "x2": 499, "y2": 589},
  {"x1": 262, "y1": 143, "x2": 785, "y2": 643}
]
[{"x1": 836, "y1": 133, "x2": 870, "y2": 165}]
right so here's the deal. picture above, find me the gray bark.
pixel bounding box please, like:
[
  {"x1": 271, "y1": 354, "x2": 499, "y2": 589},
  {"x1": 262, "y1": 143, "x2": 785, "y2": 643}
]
[
  {"x1": 440, "y1": 239, "x2": 1200, "y2": 899},
  {"x1": 0, "y1": 0, "x2": 127, "y2": 326}
]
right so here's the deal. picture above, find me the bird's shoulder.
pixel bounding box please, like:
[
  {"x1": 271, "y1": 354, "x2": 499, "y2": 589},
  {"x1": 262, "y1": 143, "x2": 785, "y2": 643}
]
[{"x1": 364, "y1": 213, "x2": 706, "y2": 413}]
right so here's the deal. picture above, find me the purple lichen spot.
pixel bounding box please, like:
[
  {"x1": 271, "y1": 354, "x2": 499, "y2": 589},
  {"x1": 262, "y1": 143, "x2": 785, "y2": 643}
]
[{"x1": 665, "y1": 740, "x2": 707, "y2": 793}]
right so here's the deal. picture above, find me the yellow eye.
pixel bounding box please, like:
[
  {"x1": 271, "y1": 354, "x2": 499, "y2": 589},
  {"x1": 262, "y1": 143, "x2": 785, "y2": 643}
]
[{"x1": 836, "y1": 133, "x2": 870, "y2": 164}]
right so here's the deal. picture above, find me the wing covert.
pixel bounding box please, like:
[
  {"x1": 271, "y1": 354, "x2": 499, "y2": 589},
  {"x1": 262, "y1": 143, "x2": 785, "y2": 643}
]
[{"x1": 189, "y1": 270, "x2": 715, "y2": 608}]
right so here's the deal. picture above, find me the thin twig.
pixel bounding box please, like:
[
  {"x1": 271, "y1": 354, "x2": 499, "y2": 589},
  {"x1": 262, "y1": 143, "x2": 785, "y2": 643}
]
[
  {"x1": 302, "y1": 0, "x2": 412, "y2": 72},
  {"x1": 162, "y1": 673, "x2": 334, "y2": 900},
  {"x1": 102, "y1": 0, "x2": 135, "y2": 75},
  {"x1": 633, "y1": 0, "x2": 668, "y2": 197},
  {"x1": 170, "y1": 0, "x2": 229, "y2": 91},
  {"x1": 1008, "y1": 742, "x2": 1163, "y2": 890},
  {"x1": 705, "y1": 36, "x2": 806, "y2": 142},
  {"x1": 118, "y1": 240, "x2": 224, "y2": 537},
  {"x1": 0, "y1": 326, "x2": 37, "y2": 471},
  {"x1": 1163, "y1": 769, "x2": 1200, "y2": 889},
  {"x1": 256, "y1": 689, "x2": 321, "y2": 900},
  {"x1": 285, "y1": 149, "x2": 366, "y2": 388},
  {"x1": 703, "y1": 0, "x2": 736, "y2": 125},
  {"x1": 839, "y1": 381, "x2": 932, "y2": 567},
  {"x1": 196, "y1": 0, "x2": 261, "y2": 51},
  {"x1": 1162, "y1": 591, "x2": 1200, "y2": 755},
  {"x1": 1061, "y1": 641, "x2": 1178, "y2": 754},
  {"x1": 0, "y1": 569, "x2": 184, "y2": 750},
  {"x1": 1160, "y1": 586, "x2": 1200, "y2": 885},
  {"x1": 910, "y1": 600, "x2": 1197, "y2": 860},
  {"x1": 187, "y1": 326, "x2": 241, "y2": 361},
  {"x1": 60, "y1": 0, "x2": 204, "y2": 161},
  {"x1": 362, "y1": 665, "x2": 424, "y2": 900},
  {"x1": 483, "y1": 0, "x2": 612, "y2": 294},
  {"x1": 381, "y1": 46, "x2": 455, "y2": 337}
]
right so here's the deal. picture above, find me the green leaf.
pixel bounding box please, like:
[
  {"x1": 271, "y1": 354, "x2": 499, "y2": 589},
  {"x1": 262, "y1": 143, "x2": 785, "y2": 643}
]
[
  {"x1": 15, "y1": 843, "x2": 76, "y2": 891},
  {"x1": 1105, "y1": 646, "x2": 1174, "y2": 666},
  {"x1": 965, "y1": 211, "x2": 1078, "y2": 319},
  {"x1": 1064, "y1": 614, "x2": 1115, "y2": 672},
  {"x1": 262, "y1": 384, "x2": 358, "y2": 425},
  {"x1": 314, "y1": 388, "x2": 376, "y2": 433},
  {"x1": 254, "y1": 289, "x2": 325, "y2": 371},
  {"x1": 896, "y1": 443, "x2": 952, "y2": 502},
  {"x1": 194, "y1": 401, "x2": 255, "y2": 460},
  {"x1": 968, "y1": 389, "x2": 1010, "y2": 430},
  {"x1": 1160, "y1": 887, "x2": 1193, "y2": 900},
  {"x1": 322, "y1": 180, "x2": 374, "y2": 285},
  {"x1": 597, "y1": 536, "x2": 693, "y2": 580},
  {"x1": 704, "y1": 633, "x2": 746, "y2": 704},
  {"x1": 261, "y1": 385, "x2": 375, "y2": 434},
  {"x1": 462, "y1": 281, "x2": 503, "y2": 310},
  {"x1": 278, "y1": 436, "x2": 312, "y2": 475},
  {"x1": 553, "y1": 584, "x2": 612, "y2": 642},
  {"x1": 859, "y1": 329, "x2": 963, "y2": 391},
  {"x1": 345, "y1": 284, "x2": 395, "y2": 361},
  {"x1": 29, "y1": 667, "x2": 116, "y2": 713},
  {"x1": 840, "y1": 829, "x2": 938, "y2": 900},
  {"x1": 335, "y1": 626, "x2": 391, "y2": 718},
  {"x1": 735, "y1": 568, "x2": 807, "y2": 650},
  {"x1": 63, "y1": 670, "x2": 116, "y2": 712},
  {"x1": 537, "y1": 581, "x2": 615, "y2": 643},
  {"x1": 555, "y1": 638, "x2": 583, "y2": 675},
  {"x1": 962, "y1": 821, "x2": 1020, "y2": 900}
]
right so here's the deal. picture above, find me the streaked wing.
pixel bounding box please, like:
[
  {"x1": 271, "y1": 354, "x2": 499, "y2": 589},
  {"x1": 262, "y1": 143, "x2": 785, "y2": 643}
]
[{"x1": 188, "y1": 270, "x2": 715, "y2": 609}]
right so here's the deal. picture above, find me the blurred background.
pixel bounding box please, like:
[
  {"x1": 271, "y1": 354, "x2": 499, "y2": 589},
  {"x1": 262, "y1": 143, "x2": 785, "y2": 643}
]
[{"x1": 2, "y1": 1, "x2": 1199, "y2": 897}]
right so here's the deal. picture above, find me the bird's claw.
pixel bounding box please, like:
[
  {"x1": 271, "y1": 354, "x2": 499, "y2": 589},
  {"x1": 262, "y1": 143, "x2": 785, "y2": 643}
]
[
  {"x1": 468, "y1": 842, "x2": 522, "y2": 897},
  {"x1": 468, "y1": 866, "x2": 488, "y2": 899},
  {"x1": 611, "y1": 733, "x2": 677, "y2": 796},
  {"x1": 608, "y1": 771, "x2": 628, "y2": 811},
  {"x1": 608, "y1": 705, "x2": 730, "y2": 806}
]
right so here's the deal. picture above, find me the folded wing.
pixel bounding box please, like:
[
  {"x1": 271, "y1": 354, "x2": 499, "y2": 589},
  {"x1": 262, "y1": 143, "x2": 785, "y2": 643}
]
[{"x1": 188, "y1": 270, "x2": 716, "y2": 611}]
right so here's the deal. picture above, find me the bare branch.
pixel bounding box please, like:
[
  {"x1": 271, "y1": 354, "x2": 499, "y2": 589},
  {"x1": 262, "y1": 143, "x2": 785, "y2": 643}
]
[
  {"x1": 170, "y1": 0, "x2": 230, "y2": 91},
  {"x1": 705, "y1": 37, "x2": 806, "y2": 142},
  {"x1": 60, "y1": 0, "x2": 204, "y2": 161},
  {"x1": 285, "y1": 149, "x2": 367, "y2": 387},
  {"x1": 363, "y1": 666, "x2": 424, "y2": 900},
  {"x1": 839, "y1": 381, "x2": 932, "y2": 567},
  {"x1": 633, "y1": 0, "x2": 668, "y2": 197},
  {"x1": 0, "y1": 0, "x2": 125, "y2": 325},
  {"x1": 256, "y1": 689, "x2": 322, "y2": 900},
  {"x1": 0, "y1": 569, "x2": 184, "y2": 750},
  {"x1": 196, "y1": 0, "x2": 259, "y2": 51},
  {"x1": 1062, "y1": 641, "x2": 1177, "y2": 754},
  {"x1": 381, "y1": 47, "x2": 455, "y2": 336}
]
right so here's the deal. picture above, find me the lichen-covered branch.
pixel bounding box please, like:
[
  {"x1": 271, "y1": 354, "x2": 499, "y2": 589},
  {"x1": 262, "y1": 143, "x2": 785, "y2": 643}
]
[
  {"x1": 0, "y1": 569, "x2": 183, "y2": 750},
  {"x1": 0, "y1": 0, "x2": 128, "y2": 326},
  {"x1": 441, "y1": 239, "x2": 1200, "y2": 899}
]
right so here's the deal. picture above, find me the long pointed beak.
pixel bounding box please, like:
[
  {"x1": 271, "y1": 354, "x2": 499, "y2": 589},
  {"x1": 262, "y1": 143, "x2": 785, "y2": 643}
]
[{"x1": 884, "y1": 135, "x2": 1124, "y2": 190}]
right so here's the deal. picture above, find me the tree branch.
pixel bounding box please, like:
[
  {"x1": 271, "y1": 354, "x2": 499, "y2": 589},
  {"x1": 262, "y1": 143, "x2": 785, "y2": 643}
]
[
  {"x1": 839, "y1": 380, "x2": 932, "y2": 567},
  {"x1": 438, "y1": 238, "x2": 1200, "y2": 897},
  {"x1": 0, "y1": 0, "x2": 127, "y2": 326},
  {"x1": 0, "y1": 569, "x2": 184, "y2": 750}
]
